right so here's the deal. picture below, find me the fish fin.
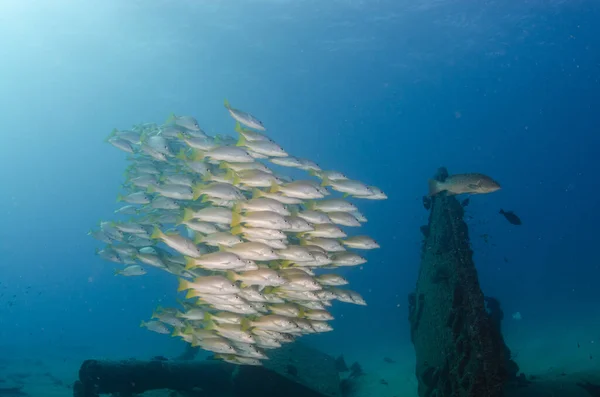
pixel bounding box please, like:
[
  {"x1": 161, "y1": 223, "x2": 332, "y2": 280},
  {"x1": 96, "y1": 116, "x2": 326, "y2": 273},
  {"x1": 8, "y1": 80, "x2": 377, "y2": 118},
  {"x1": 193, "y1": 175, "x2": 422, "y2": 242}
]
[
  {"x1": 308, "y1": 170, "x2": 318, "y2": 177},
  {"x1": 269, "y1": 181, "x2": 280, "y2": 194},
  {"x1": 193, "y1": 233, "x2": 205, "y2": 245},
  {"x1": 236, "y1": 135, "x2": 247, "y2": 147},
  {"x1": 203, "y1": 312, "x2": 213, "y2": 322},
  {"x1": 219, "y1": 162, "x2": 230, "y2": 170},
  {"x1": 231, "y1": 210, "x2": 242, "y2": 227},
  {"x1": 224, "y1": 99, "x2": 231, "y2": 109},
  {"x1": 298, "y1": 308, "x2": 305, "y2": 318},
  {"x1": 113, "y1": 269, "x2": 121, "y2": 276},
  {"x1": 140, "y1": 321, "x2": 146, "y2": 328},
  {"x1": 150, "y1": 226, "x2": 162, "y2": 240},
  {"x1": 177, "y1": 278, "x2": 190, "y2": 292},
  {"x1": 166, "y1": 113, "x2": 176, "y2": 124},
  {"x1": 427, "y1": 179, "x2": 442, "y2": 196},
  {"x1": 185, "y1": 289, "x2": 196, "y2": 299},
  {"x1": 182, "y1": 324, "x2": 194, "y2": 335},
  {"x1": 252, "y1": 188, "x2": 263, "y2": 199},
  {"x1": 321, "y1": 176, "x2": 330, "y2": 187},
  {"x1": 231, "y1": 226, "x2": 243, "y2": 236},
  {"x1": 147, "y1": 185, "x2": 156, "y2": 194},
  {"x1": 180, "y1": 208, "x2": 194, "y2": 223},
  {"x1": 116, "y1": 194, "x2": 125, "y2": 202},
  {"x1": 217, "y1": 244, "x2": 227, "y2": 252},
  {"x1": 342, "y1": 193, "x2": 349, "y2": 198},
  {"x1": 305, "y1": 200, "x2": 315, "y2": 210}
]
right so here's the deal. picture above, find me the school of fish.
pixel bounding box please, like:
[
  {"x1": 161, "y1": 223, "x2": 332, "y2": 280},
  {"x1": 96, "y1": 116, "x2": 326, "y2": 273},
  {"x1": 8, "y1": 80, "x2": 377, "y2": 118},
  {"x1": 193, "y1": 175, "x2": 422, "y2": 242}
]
[{"x1": 89, "y1": 99, "x2": 387, "y2": 366}]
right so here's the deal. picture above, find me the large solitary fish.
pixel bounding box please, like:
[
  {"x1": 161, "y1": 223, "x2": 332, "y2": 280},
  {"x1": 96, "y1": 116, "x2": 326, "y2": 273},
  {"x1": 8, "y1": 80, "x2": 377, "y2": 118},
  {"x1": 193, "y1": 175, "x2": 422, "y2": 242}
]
[{"x1": 428, "y1": 173, "x2": 500, "y2": 196}]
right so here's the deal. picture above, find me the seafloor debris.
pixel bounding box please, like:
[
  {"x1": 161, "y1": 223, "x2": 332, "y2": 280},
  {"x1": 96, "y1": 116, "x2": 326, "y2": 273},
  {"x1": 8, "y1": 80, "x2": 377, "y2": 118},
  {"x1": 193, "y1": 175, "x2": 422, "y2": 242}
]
[
  {"x1": 0, "y1": 384, "x2": 27, "y2": 396},
  {"x1": 74, "y1": 342, "x2": 341, "y2": 397},
  {"x1": 409, "y1": 167, "x2": 508, "y2": 397}
]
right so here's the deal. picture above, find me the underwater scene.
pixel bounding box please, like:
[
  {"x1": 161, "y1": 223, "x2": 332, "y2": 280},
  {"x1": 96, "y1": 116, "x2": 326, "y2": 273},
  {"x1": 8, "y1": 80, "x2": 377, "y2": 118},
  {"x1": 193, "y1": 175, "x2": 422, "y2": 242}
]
[{"x1": 1, "y1": 1, "x2": 599, "y2": 396}]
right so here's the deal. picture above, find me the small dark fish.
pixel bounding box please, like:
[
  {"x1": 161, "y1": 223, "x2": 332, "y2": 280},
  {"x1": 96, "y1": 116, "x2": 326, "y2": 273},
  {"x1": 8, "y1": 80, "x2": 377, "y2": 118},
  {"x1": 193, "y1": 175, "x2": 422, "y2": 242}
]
[
  {"x1": 383, "y1": 357, "x2": 396, "y2": 364},
  {"x1": 499, "y1": 209, "x2": 522, "y2": 225},
  {"x1": 461, "y1": 197, "x2": 470, "y2": 207},
  {"x1": 503, "y1": 257, "x2": 509, "y2": 263},
  {"x1": 577, "y1": 342, "x2": 580, "y2": 348},
  {"x1": 422, "y1": 196, "x2": 431, "y2": 210},
  {"x1": 380, "y1": 379, "x2": 388, "y2": 386}
]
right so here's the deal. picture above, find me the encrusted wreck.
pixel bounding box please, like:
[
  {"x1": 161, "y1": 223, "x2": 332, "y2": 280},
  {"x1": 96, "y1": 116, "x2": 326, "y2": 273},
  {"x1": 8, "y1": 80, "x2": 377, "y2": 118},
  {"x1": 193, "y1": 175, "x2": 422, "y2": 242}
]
[{"x1": 409, "y1": 167, "x2": 508, "y2": 397}]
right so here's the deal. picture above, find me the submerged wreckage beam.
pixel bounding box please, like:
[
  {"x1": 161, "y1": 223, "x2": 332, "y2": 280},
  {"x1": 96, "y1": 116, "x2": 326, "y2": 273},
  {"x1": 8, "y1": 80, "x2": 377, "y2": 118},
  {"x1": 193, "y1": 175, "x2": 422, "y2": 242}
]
[
  {"x1": 73, "y1": 342, "x2": 341, "y2": 397},
  {"x1": 409, "y1": 167, "x2": 508, "y2": 397}
]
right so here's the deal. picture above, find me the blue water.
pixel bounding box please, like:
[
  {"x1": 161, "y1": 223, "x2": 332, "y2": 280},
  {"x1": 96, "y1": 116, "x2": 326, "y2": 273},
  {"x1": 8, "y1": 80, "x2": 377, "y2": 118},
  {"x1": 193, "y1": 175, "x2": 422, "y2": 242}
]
[{"x1": 1, "y1": 0, "x2": 599, "y2": 393}]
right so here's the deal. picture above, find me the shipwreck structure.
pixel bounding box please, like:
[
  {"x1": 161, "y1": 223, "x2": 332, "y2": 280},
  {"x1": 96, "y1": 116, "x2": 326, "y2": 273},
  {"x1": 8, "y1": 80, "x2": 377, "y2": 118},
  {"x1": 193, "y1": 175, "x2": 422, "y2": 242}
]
[{"x1": 409, "y1": 168, "x2": 509, "y2": 397}]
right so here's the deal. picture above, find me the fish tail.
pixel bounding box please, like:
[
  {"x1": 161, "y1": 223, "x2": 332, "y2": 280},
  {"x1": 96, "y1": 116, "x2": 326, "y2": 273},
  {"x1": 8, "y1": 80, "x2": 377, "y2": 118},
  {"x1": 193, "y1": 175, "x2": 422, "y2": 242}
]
[
  {"x1": 236, "y1": 135, "x2": 247, "y2": 147},
  {"x1": 427, "y1": 179, "x2": 442, "y2": 196},
  {"x1": 150, "y1": 226, "x2": 163, "y2": 240},
  {"x1": 231, "y1": 210, "x2": 242, "y2": 228},
  {"x1": 113, "y1": 269, "x2": 121, "y2": 276},
  {"x1": 180, "y1": 208, "x2": 194, "y2": 223},
  {"x1": 252, "y1": 188, "x2": 264, "y2": 199},
  {"x1": 191, "y1": 149, "x2": 206, "y2": 162},
  {"x1": 104, "y1": 128, "x2": 118, "y2": 142},
  {"x1": 234, "y1": 121, "x2": 243, "y2": 133},
  {"x1": 240, "y1": 318, "x2": 251, "y2": 332},
  {"x1": 193, "y1": 233, "x2": 204, "y2": 245},
  {"x1": 192, "y1": 183, "x2": 204, "y2": 201},
  {"x1": 269, "y1": 181, "x2": 280, "y2": 194},
  {"x1": 225, "y1": 270, "x2": 237, "y2": 282},
  {"x1": 166, "y1": 113, "x2": 176, "y2": 124},
  {"x1": 177, "y1": 278, "x2": 191, "y2": 292},
  {"x1": 224, "y1": 99, "x2": 231, "y2": 109},
  {"x1": 175, "y1": 148, "x2": 188, "y2": 161},
  {"x1": 203, "y1": 319, "x2": 216, "y2": 331},
  {"x1": 184, "y1": 257, "x2": 195, "y2": 270}
]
